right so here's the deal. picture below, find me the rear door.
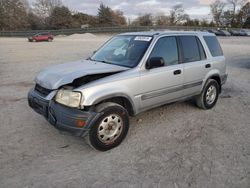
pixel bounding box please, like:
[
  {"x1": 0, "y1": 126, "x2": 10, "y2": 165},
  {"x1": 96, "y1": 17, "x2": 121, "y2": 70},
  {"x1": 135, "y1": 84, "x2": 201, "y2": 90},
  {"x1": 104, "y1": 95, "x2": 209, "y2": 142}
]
[
  {"x1": 139, "y1": 36, "x2": 184, "y2": 110},
  {"x1": 179, "y1": 35, "x2": 207, "y2": 97}
]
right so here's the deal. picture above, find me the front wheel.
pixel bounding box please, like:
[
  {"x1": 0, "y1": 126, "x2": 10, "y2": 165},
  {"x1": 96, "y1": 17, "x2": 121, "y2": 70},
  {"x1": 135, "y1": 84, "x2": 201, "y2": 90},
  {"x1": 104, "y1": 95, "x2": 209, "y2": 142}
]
[
  {"x1": 195, "y1": 79, "x2": 219, "y2": 110},
  {"x1": 86, "y1": 102, "x2": 129, "y2": 151}
]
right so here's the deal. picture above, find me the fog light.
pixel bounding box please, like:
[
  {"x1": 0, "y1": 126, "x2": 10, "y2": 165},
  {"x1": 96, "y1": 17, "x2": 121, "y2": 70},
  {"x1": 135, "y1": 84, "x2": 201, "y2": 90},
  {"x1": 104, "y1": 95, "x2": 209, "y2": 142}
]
[{"x1": 75, "y1": 120, "x2": 85, "y2": 128}]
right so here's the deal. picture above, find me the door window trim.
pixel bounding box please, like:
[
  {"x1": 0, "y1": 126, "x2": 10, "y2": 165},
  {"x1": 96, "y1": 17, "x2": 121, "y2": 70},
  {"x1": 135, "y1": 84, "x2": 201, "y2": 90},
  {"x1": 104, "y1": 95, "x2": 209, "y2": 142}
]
[
  {"x1": 146, "y1": 36, "x2": 181, "y2": 69},
  {"x1": 196, "y1": 37, "x2": 207, "y2": 60}
]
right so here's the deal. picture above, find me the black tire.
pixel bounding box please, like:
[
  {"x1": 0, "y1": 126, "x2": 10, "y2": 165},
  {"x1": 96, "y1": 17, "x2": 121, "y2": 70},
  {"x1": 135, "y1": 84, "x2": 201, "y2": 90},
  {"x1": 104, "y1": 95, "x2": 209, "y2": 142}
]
[
  {"x1": 86, "y1": 102, "x2": 129, "y2": 151},
  {"x1": 195, "y1": 79, "x2": 220, "y2": 110}
]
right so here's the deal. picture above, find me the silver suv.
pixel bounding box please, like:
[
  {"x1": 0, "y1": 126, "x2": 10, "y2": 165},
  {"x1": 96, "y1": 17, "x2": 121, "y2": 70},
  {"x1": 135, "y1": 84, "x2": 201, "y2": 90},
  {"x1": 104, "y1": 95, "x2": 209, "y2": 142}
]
[{"x1": 28, "y1": 31, "x2": 227, "y2": 151}]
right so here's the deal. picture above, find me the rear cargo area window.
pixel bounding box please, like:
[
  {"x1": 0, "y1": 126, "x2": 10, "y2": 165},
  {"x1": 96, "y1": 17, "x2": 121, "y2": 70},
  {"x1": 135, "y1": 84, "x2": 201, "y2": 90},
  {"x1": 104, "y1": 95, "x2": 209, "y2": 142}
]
[{"x1": 203, "y1": 36, "x2": 223, "y2": 57}]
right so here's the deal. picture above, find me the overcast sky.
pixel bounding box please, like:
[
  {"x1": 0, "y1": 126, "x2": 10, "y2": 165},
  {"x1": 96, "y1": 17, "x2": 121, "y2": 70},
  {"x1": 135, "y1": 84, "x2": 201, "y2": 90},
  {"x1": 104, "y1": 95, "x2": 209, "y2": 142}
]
[{"x1": 30, "y1": 0, "x2": 215, "y2": 20}]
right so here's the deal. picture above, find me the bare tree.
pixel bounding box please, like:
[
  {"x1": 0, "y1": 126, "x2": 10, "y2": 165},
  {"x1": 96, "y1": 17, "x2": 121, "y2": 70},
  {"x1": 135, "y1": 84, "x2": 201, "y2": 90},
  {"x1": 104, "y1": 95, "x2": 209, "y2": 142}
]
[
  {"x1": 112, "y1": 10, "x2": 127, "y2": 26},
  {"x1": 0, "y1": 0, "x2": 29, "y2": 30},
  {"x1": 155, "y1": 13, "x2": 170, "y2": 26},
  {"x1": 20, "y1": 0, "x2": 30, "y2": 11},
  {"x1": 227, "y1": 0, "x2": 247, "y2": 13},
  {"x1": 227, "y1": 0, "x2": 247, "y2": 25},
  {"x1": 33, "y1": 0, "x2": 62, "y2": 18},
  {"x1": 97, "y1": 3, "x2": 127, "y2": 26},
  {"x1": 169, "y1": 4, "x2": 189, "y2": 25},
  {"x1": 132, "y1": 14, "x2": 153, "y2": 26},
  {"x1": 48, "y1": 6, "x2": 73, "y2": 29},
  {"x1": 210, "y1": 0, "x2": 226, "y2": 26},
  {"x1": 221, "y1": 10, "x2": 233, "y2": 26},
  {"x1": 237, "y1": 2, "x2": 250, "y2": 27}
]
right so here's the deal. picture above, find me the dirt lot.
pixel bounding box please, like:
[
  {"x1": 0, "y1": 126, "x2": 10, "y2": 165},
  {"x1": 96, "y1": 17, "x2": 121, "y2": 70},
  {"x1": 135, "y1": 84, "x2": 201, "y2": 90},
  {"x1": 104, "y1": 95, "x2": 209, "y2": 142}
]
[{"x1": 0, "y1": 34, "x2": 249, "y2": 188}]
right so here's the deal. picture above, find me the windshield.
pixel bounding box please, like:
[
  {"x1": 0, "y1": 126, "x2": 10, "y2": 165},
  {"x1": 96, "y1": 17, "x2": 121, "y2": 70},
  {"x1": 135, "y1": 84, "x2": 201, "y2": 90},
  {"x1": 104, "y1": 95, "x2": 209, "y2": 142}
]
[{"x1": 90, "y1": 35, "x2": 152, "y2": 68}]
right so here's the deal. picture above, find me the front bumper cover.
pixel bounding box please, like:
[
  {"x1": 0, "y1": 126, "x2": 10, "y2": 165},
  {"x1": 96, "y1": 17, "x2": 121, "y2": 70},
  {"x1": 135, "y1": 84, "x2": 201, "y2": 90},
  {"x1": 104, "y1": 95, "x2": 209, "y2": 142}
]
[{"x1": 28, "y1": 88, "x2": 98, "y2": 137}]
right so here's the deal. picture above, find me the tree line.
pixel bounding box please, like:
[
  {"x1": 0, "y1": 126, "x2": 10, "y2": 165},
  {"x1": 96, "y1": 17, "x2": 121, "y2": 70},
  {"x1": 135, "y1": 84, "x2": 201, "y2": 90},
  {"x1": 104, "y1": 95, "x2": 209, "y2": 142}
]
[
  {"x1": 0, "y1": 0, "x2": 249, "y2": 31},
  {"x1": 0, "y1": 0, "x2": 127, "y2": 30},
  {"x1": 210, "y1": 0, "x2": 250, "y2": 28},
  {"x1": 132, "y1": 1, "x2": 250, "y2": 28}
]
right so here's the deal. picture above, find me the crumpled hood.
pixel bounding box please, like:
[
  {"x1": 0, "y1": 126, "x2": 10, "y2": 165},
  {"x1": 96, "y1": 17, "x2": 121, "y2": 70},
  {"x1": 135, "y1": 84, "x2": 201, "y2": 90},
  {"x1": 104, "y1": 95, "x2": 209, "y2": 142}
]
[{"x1": 35, "y1": 60, "x2": 129, "y2": 90}]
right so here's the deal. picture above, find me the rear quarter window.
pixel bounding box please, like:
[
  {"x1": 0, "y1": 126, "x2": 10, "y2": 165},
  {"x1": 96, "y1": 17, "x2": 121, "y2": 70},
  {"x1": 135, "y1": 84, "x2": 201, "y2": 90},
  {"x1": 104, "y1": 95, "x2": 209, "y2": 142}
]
[{"x1": 203, "y1": 36, "x2": 223, "y2": 57}]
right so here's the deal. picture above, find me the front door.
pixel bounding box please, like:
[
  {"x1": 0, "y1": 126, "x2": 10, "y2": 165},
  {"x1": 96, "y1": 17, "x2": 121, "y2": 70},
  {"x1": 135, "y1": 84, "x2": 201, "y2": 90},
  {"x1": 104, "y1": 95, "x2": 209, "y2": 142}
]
[{"x1": 139, "y1": 36, "x2": 184, "y2": 110}]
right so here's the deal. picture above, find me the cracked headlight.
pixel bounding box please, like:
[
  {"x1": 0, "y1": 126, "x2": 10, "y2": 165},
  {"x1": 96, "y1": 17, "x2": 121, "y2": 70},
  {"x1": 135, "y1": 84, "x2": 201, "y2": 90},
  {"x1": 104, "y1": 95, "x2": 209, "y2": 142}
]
[{"x1": 55, "y1": 89, "x2": 82, "y2": 108}]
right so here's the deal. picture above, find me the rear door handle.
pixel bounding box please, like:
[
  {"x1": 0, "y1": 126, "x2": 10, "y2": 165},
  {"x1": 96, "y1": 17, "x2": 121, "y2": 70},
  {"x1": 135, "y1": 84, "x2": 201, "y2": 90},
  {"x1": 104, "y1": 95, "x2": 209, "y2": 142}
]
[
  {"x1": 205, "y1": 64, "x2": 211, "y2": 68},
  {"x1": 173, "y1": 69, "x2": 182, "y2": 75}
]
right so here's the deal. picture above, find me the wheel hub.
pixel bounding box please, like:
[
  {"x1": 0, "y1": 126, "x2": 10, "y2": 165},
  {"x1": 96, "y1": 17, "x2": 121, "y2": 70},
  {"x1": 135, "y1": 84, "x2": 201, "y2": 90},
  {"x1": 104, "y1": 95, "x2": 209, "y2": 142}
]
[
  {"x1": 97, "y1": 114, "x2": 123, "y2": 144},
  {"x1": 206, "y1": 85, "x2": 217, "y2": 105}
]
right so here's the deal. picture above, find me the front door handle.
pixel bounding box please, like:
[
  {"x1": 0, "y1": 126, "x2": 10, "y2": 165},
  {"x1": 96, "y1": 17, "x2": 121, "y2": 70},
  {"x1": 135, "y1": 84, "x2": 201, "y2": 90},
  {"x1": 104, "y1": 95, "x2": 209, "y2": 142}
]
[
  {"x1": 205, "y1": 64, "x2": 211, "y2": 68},
  {"x1": 173, "y1": 69, "x2": 182, "y2": 75}
]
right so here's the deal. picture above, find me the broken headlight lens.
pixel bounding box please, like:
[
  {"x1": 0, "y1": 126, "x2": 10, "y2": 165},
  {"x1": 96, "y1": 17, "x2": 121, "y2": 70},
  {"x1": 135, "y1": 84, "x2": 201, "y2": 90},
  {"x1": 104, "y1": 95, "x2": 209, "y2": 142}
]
[{"x1": 55, "y1": 89, "x2": 82, "y2": 108}]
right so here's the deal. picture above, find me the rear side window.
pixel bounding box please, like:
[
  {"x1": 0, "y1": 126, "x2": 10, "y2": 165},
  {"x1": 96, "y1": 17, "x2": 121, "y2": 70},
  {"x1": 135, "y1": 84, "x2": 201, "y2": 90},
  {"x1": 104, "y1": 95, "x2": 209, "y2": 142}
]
[
  {"x1": 203, "y1": 36, "x2": 223, "y2": 57},
  {"x1": 179, "y1": 36, "x2": 205, "y2": 63}
]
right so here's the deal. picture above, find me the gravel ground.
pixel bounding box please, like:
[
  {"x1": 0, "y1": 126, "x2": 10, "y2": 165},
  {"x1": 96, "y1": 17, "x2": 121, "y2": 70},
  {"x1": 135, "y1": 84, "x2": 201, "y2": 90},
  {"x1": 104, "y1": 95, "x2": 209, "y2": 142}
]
[{"x1": 0, "y1": 35, "x2": 249, "y2": 188}]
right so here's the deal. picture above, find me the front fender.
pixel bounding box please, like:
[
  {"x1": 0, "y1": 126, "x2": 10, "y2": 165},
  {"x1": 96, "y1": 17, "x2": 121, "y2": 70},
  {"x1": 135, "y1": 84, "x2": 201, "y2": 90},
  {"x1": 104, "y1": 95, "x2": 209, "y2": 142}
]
[{"x1": 79, "y1": 86, "x2": 138, "y2": 114}]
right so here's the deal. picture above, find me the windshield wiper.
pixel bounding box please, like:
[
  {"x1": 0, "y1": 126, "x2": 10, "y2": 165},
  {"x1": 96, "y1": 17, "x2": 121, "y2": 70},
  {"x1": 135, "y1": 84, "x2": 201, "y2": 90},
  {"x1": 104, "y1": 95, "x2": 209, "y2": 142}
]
[
  {"x1": 98, "y1": 60, "x2": 112, "y2": 64},
  {"x1": 90, "y1": 59, "x2": 112, "y2": 64},
  {"x1": 87, "y1": 57, "x2": 94, "y2": 61},
  {"x1": 87, "y1": 58, "x2": 130, "y2": 67},
  {"x1": 87, "y1": 57, "x2": 107, "y2": 63}
]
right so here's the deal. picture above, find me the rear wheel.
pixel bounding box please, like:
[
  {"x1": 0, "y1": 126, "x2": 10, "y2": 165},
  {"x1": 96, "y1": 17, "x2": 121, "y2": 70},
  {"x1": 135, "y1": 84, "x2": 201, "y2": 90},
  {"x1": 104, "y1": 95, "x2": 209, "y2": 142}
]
[
  {"x1": 195, "y1": 79, "x2": 219, "y2": 109},
  {"x1": 86, "y1": 102, "x2": 129, "y2": 151}
]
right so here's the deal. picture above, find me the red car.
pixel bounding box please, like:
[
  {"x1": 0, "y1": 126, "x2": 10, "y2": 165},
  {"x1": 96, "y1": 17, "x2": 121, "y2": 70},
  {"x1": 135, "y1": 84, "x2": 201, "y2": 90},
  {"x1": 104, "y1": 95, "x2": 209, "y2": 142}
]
[{"x1": 28, "y1": 32, "x2": 54, "y2": 42}]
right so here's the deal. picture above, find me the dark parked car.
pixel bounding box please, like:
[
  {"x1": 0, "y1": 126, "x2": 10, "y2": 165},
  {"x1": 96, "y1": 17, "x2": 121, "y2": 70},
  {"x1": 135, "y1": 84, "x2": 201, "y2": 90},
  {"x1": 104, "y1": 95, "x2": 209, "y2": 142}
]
[
  {"x1": 207, "y1": 29, "x2": 221, "y2": 36},
  {"x1": 217, "y1": 30, "x2": 231, "y2": 36},
  {"x1": 28, "y1": 32, "x2": 54, "y2": 42},
  {"x1": 229, "y1": 30, "x2": 241, "y2": 36}
]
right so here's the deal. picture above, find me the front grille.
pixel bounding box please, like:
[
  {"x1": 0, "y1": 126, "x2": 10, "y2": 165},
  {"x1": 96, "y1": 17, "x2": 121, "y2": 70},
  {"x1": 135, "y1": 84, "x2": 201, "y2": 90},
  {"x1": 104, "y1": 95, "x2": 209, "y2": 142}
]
[{"x1": 35, "y1": 84, "x2": 52, "y2": 97}]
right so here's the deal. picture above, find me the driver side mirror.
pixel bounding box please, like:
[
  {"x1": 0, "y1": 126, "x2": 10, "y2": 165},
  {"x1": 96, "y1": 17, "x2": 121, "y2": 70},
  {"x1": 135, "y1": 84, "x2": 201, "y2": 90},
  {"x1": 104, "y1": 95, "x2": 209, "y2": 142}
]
[{"x1": 146, "y1": 57, "x2": 165, "y2": 69}]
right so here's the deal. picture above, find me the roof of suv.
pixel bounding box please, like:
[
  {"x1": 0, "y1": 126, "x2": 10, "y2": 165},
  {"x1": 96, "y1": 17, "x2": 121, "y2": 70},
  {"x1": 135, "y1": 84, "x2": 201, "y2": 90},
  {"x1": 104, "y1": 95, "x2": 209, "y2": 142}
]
[{"x1": 119, "y1": 30, "x2": 215, "y2": 37}]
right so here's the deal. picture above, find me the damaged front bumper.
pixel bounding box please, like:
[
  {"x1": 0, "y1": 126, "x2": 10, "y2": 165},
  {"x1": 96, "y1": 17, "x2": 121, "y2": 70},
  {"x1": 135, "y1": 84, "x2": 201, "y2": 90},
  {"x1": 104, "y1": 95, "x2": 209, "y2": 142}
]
[{"x1": 28, "y1": 88, "x2": 98, "y2": 137}]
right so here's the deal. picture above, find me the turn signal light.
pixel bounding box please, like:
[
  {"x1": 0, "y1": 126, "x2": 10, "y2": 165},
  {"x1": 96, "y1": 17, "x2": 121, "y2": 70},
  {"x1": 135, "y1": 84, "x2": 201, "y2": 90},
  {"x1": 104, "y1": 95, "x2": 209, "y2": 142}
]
[{"x1": 75, "y1": 120, "x2": 85, "y2": 127}]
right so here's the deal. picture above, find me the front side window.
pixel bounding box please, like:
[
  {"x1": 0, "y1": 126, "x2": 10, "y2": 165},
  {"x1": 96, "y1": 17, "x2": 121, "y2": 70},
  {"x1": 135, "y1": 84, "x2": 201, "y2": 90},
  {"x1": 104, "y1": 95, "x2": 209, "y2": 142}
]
[
  {"x1": 180, "y1": 36, "x2": 202, "y2": 63},
  {"x1": 91, "y1": 35, "x2": 152, "y2": 68},
  {"x1": 149, "y1": 36, "x2": 179, "y2": 66}
]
